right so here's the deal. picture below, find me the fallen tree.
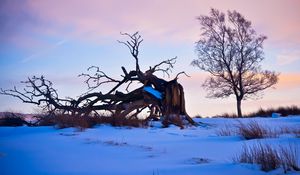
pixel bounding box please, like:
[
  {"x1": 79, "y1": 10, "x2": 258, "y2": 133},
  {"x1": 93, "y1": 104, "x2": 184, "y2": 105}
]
[{"x1": 1, "y1": 32, "x2": 196, "y2": 128}]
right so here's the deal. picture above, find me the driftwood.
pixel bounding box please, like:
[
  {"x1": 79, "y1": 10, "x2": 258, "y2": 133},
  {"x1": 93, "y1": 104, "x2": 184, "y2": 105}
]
[{"x1": 1, "y1": 32, "x2": 196, "y2": 128}]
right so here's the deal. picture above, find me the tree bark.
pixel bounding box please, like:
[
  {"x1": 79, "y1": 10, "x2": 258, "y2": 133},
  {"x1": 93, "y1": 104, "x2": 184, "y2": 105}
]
[
  {"x1": 237, "y1": 98, "x2": 242, "y2": 118},
  {"x1": 161, "y1": 80, "x2": 196, "y2": 128}
]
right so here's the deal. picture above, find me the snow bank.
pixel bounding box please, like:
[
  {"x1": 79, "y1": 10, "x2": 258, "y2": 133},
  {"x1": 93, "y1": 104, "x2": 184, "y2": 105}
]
[{"x1": 0, "y1": 116, "x2": 299, "y2": 175}]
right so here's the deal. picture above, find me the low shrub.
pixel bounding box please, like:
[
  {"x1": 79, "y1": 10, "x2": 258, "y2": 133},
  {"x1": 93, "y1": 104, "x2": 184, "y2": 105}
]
[
  {"x1": 245, "y1": 105, "x2": 300, "y2": 118},
  {"x1": 33, "y1": 114, "x2": 56, "y2": 126},
  {"x1": 0, "y1": 112, "x2": 29, "y2": 126},
  {"x1": 215, "y1": 105, "x2": 300, "y2": 118},
  {"x1": 54, "y1": 115, "x2": 93, "y2": 130},
  {"x1": 109, "y1": 115, "x2": 148, "y2": 128},
  {"x1": 194, "y1": 115, "x2": 203, "y2": 118},
  {"x1": 213, "y1": 113, "x2": 237, "y2": 118}
]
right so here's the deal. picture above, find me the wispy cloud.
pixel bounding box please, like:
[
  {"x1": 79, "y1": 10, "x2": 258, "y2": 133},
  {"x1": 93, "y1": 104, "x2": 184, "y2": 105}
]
[
  {"x1": 276, "y1": 50, "x2": 300, "y2": 66},
  {"x1": 55, "y1": 39, "x2": 67, "y2": 46},
  {"x1": 22, "y1": 39, "x2": 68, "y2": 63},
  {"x1": 2, "y1": 0, "x2": 294, "y2": 45},
  {"x1": 277, "y1": 73, "x2": 300, "y2": 89},
  {"x1": 0, "y1": 0, "x2": 299, "y2": 56}
]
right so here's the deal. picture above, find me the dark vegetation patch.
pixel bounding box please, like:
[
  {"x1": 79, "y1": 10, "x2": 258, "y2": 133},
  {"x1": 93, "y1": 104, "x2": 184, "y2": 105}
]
[
  {"x1": 246, "y1": 105, "x2": 300, "y2": 118},
  {"x1": 0, "y1": 112, "x2": 148, "y2": 129},
  {"x1": 0, "y1": 112, "x2": 29, "y2": 126},
  {"x1": 215, "y1": 105, "x2": 300, "y2": 118},
  {"x1": 35, "y1": 114, "x2": 148, "y2": 130}
]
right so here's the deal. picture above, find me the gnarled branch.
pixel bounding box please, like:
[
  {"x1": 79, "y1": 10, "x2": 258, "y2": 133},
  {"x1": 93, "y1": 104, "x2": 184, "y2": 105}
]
[{"x1": 1, "y1": 32, "x2": 196, "y2": 128}]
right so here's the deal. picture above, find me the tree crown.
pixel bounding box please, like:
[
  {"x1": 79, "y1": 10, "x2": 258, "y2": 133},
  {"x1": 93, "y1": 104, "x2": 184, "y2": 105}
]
[{"x1": 192, "y1": 8, "x2": 278, "y2": 100}]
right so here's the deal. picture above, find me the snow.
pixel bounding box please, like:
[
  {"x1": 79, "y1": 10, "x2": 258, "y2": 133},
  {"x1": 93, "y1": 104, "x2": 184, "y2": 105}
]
[
  {"x1": 143, "y1": 86, "x2": 162, "y2": 99},
  {"x1": 0, "y1": 116, "x2": 300, "y2": 175},
  {"x1": 272, "y1": 113, "x2": 281, "y2": 118}
]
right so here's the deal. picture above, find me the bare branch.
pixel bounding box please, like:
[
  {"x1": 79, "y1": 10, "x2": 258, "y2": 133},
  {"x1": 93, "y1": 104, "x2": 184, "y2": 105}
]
[
  {"x1": 149, "y1": 57, "x2": 177, "y2": 77},
  {"x1": 174, "y1": 71, "x2": 191, "y2": 80},
  {"x1": 79, "y1": 66, "x2": 121, "y2": 92},
  {"x1": 118, "y1": 32, "x2": 143, "y2": 72}
]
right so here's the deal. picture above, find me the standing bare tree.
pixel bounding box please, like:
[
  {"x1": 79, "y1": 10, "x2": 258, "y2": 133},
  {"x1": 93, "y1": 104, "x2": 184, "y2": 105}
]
[{"x1": 191, "y1": 9, "x2": 278, "y2": 117}]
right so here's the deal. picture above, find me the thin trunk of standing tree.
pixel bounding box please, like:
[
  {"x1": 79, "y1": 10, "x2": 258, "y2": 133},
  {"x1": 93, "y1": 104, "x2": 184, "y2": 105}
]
[{"x1": 237, "y1": 98, "x2": 242, "y2": 118}]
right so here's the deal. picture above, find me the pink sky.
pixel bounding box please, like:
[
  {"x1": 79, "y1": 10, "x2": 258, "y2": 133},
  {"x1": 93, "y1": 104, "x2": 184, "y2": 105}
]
[
  {"x1": 3, "y1": 0, "x2": 300, "y2": 45},
  {"x1": 34, "y1": 0, "x2": 300, "y2": 40},
  {"x1": 1, "y1": 0, "x2": 300, "y2": 116}
]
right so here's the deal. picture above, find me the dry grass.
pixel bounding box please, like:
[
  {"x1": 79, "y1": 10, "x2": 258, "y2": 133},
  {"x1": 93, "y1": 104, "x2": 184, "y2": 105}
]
[
  {"x1": 216, "y1": 121, "x2": 299, "y2": 139},
  {"x1": 235, "y1": 142, "x2": 300, "y2": 172},
  {"x1": 55, "y1": 115, "x2": 93, "y2": 130},
  {"x1": 235, "y1": 120, "x2": 278, "y2": 140},
  {"x1": 280, "y1": 126, "x2": 300, "y2": 138},
  {"x1": 293, "y1": 129, "x2": 300, "y2": 138},
  {"x1": 279, "y1": 143, "x2": 300, "y2": 173},
  {"x1": 235, "y1": 142, "x2": 280, "y2": 171},
  {"x1": 213, "y1": 113, "x2": 238, "y2": 118},
  {"x1": 215, "y1": 124, "x2": 235, "y2": 136},
  {"x1": 109, "y1": 114, "x2": 148, "y2": 128},
  {"x1": 35, "y1": 113, "x2": 148, "y2": 130},
  {"x1": 216, "y1": 120, "x2": 279, "y2": 138}
]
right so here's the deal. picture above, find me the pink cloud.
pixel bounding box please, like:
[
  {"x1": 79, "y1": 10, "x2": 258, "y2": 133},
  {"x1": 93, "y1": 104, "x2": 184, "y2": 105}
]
[
  {"x1": 2, "y1": 0, "x2": 300, "y2": 47},
  {"x1": 21, "y1": 0, "x2": 299, "y2": 44},
  {"x1": 277, "y1": 73, "x2": 300, "y2": 89},
  {"x1": 276, "y1": 50, "x2": 300, "y2": 65}
]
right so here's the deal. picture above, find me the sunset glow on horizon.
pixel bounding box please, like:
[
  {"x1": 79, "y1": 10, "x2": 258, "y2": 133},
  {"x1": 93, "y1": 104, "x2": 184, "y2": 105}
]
[{"x1": 1, "y1": 0, "x2": 300, "y2": 117}]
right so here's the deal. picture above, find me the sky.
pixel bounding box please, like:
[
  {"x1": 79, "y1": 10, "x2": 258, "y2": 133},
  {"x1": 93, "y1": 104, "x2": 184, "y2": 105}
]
[{"x1": 0, "y1": 0, "x2": 300, "y2": 117}]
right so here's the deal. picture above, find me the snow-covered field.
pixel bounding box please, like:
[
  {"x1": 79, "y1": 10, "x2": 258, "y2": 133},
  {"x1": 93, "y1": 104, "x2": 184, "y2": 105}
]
[{"x1": 1, "y1": 116, "x2": 299, "y2": 175}]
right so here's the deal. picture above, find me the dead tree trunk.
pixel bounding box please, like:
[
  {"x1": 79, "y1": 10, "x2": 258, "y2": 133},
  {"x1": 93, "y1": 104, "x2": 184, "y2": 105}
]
[
  {"x1": 161, "y1": 80, "x2": 195, "y2": 128},
  {"x1": 0, "y1": 32, "x2": 196, "y2": 128}
]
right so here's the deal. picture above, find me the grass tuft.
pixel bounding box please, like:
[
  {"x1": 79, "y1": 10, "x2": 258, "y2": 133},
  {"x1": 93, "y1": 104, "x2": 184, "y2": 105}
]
[
  {"x1": 235, "y1": 120, "x2": 278, "y2": 140},
  {"x1": 234, "y1": 142, "x2": 280, "y2": 171},
  {"x1": 234, "y1": 142, "x2": 300, "y2": 172}
]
